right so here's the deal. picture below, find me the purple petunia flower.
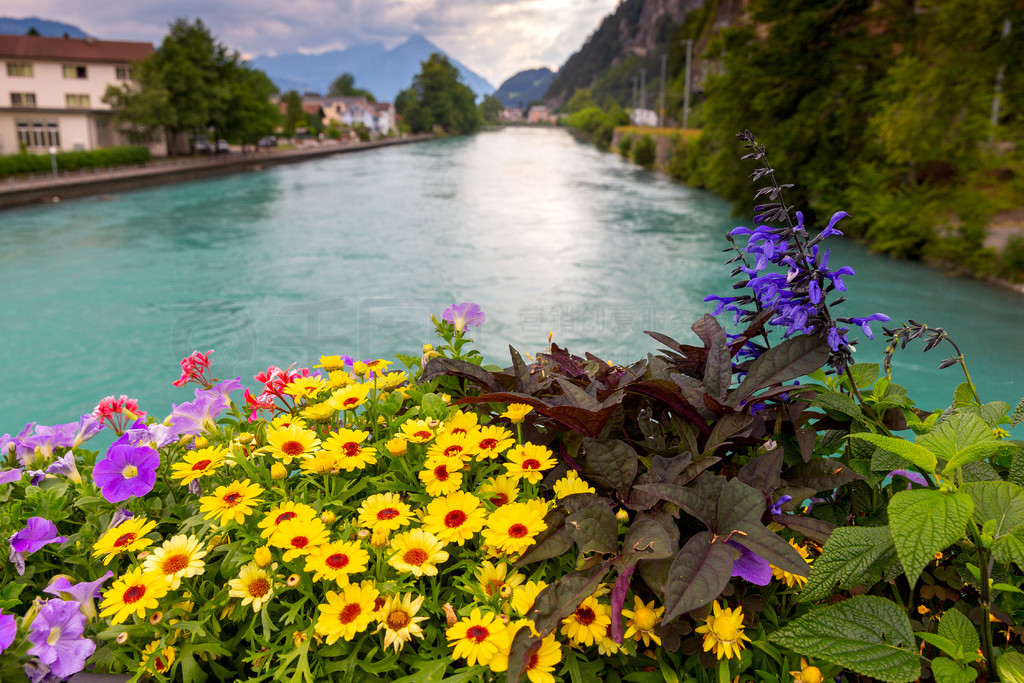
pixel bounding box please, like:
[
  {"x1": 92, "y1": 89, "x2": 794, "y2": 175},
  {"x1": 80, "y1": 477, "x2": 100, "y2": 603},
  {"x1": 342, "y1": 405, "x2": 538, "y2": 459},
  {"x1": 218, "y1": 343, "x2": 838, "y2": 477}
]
[
  {"x1": 9, "y1": 518, "x2": 68, "y2": 575},
  {"x1": 726, "y1": 539, "x2": 772, "y2": 586},
  {"x1": 45, "y1": 454, "x2": 82, "y2": 484},
  {"x1": 0, "y1": 468, "x2": 22, "y2": 485},
  {"x1": 23, "y1": 660, "x2": 57, "y2": 683},
  {"x1": 0, "y1": 610, "x2": 16, "y2": 653},
  {"x1": 27, "y1": 600, "x2": 96, "y2": 678},
  {"x1": 92, "y1": 435, "x2": 159, "y2": 503},
  {"x1": 442, "y1": 302, "x2": 486, "y2": 332},
  {"x1": 167, "y1": 391, "x2": 230, "y2": 436},
  {"x1": 43, "y1": 572, "x2": 113, "y2": 621}
]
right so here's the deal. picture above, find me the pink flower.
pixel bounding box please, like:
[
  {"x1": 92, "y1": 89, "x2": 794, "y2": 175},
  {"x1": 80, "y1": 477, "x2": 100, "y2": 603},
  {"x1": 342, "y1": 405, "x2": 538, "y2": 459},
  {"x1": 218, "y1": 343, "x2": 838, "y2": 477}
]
[
  {"x1": 91, "y1": 396, "x2": 146, "y2": 435},
  {"x1": 172, "y1": 349, "x2": 215, "y2": 388}
]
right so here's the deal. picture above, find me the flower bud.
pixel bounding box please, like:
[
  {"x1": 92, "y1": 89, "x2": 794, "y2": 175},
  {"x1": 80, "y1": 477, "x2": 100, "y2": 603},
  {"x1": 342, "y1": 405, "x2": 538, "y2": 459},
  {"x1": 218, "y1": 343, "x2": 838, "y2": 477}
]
[
  {"x1": 286, "y1": 574, "x2": 300, "y2": 588},
  {"x1": 385, "y1": 437, "x2": 407, "y2": 457},
  {"x1": 422, "y1": 344, "x2": 434, "y2": 354},
  {"x1": 236, "y1": 432, "x2": 254, "y2": 444},
  {"x1": 441, "y1": 393, "x2": 451, "y2": 404},
  {"x1": 194, "y1": 436, "x2": 209, "y2": 449},
  {"x1": 357, "y1": 529, "x2": 370, "y2": 539},
  {"x1": 271, "y1": 463, "x2": 287, "y2": 481},
  {"x1": 116, "y1": 632, "x2": 129, "y2": 644},
  {"x1": 371, "y1": 528, "x2": 390, "y2": 548},
  {"x1": 293, "y1": 631, "x2": 308, "y2": 647},
  {"x1": 254, "y1": 546, "x2": 272, "y2": 567},
  {"x1": 615, "y1": 509, "x2": 629, "y2": 523},
  {"x1": 149, "y1": 611, "x2": 163, "y2": 625},
  {"x1": 320, "y1": 511, "x2": 336, "y2": 524},
  {"x1": 442, "y1": 603, "x2": 457, "y2": 627}
]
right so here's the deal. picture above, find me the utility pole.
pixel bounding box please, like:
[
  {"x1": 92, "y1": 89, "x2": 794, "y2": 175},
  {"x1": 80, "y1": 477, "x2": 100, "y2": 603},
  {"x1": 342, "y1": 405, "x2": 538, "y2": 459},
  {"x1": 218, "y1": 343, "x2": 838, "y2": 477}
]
[
  {"x1": 632, "y1": 76, "x2": 638, "y2": 117},
  {"x1": 640, "y1": 68, "x2": 646, "y2": 122},
  {"x1": 658, "y1": 53, "x2": 667, "y2": 127},
  {"x1": 682, "y1": 39, "x2": 693, "y2": 130},
  {"x1": 990, "y1": 18, "x2": 1011, "y2": 147}
]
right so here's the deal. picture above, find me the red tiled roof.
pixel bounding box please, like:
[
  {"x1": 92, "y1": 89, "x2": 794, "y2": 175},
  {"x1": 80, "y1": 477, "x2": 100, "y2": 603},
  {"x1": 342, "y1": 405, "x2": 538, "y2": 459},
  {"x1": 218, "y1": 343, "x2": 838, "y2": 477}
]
[{"x1": 0, "y1": 35, "x2": 154, "y2": 63}]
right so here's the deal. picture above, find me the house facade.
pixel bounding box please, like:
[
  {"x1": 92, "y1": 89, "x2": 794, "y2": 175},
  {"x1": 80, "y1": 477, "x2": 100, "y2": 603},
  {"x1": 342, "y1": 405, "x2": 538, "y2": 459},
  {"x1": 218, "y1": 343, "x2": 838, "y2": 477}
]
[
  {"x1": 0, "y1": 34, "x2": 154, "y2": 154},
  {"x1": 307, "y1": 96, "x2": 395, "y2": 136}
]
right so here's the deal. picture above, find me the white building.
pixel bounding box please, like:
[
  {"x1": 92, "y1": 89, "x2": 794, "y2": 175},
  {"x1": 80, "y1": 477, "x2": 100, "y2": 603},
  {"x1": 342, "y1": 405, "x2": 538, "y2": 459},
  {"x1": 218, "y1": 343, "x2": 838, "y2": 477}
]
[
  {"x1": 312, "y1": 96, "x2": 395, "y2": 136},
  {"x1": 0, "y1": 34, "x2": 154, "y2": 154},
  {"x1": 630, "y1": 108, "x2": 659, "y2": 127}
]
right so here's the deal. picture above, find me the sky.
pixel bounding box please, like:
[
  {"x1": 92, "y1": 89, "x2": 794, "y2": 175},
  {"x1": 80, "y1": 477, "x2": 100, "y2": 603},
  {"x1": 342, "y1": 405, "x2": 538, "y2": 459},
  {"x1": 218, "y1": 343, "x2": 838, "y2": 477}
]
[{"x1": 3, "y1": 0, "x2": 621, "y2": 86}]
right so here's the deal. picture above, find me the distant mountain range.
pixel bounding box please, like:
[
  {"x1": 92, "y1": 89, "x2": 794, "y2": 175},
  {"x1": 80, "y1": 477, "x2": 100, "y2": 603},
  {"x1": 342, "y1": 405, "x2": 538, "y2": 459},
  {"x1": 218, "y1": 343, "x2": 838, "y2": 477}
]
[
  {"x1": 493, "y1": 68, "x2": 554, "y2": 109},
  {"x1": 0, "y1": 16, "x2": 88, "y2": 38},
  {"x1": 252, "y1": 34, "x2": 495, "y2": 102}
]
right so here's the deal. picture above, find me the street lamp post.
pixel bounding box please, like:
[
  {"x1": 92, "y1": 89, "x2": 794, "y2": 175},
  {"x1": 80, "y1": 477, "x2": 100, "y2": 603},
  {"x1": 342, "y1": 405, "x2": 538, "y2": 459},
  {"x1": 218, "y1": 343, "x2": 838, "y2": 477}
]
[{"x1": 49, "y1": 146, "x2": 58, "y2": 178}]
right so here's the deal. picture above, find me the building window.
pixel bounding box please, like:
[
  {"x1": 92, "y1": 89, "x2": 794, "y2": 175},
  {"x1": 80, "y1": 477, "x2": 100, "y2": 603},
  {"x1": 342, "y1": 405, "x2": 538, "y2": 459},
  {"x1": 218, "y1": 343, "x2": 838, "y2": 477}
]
[
  {"x1": 66, "y1": 94, "x2": 90, "y2": 108},
  {"x1": 62, "y1": 64, "x2": 87, "y2": 79},
  {"x1": 16, "y1": 121, "x2": 60, "y2": 149},
  {"x1": 7, "y1": 62, "x2": 33, "y2": 77},
  {"x1": 10, "y1": 93, "x2": 37, "y2": 106},
  {"x1": 115, "y1": 66, "x2": 135, "y2": 80}
]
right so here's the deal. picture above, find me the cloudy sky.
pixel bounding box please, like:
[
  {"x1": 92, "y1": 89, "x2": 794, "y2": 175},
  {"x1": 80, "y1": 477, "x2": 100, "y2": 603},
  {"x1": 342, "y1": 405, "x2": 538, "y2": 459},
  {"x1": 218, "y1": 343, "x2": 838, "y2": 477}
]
[{"x1": 4, "y1": 0, "x2": 620, "y2": 85}]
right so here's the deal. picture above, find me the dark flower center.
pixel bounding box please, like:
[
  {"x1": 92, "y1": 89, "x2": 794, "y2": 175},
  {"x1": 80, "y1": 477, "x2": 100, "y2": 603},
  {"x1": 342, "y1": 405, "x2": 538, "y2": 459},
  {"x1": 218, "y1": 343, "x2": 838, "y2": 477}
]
[
  {"x1": 161, "y1": 553, "x2": 189, "y2": 574},
  {"x1": 522, "y1": 459, "x2": 541, "y2": 470},
  {"x1": 490, "y1": 493, "x2": 509, "y2": 506},
  {"x1": 342, "y1": 442, "x2": 360, "y2": 457},
  {"x1": 248, "y1": 578, "x2": 270, "y2": 598},
  {"x1": 114, "y1": 532, "x2": 137, "y2": 548},
  {"x1": 223, "y1": 492, "x2": 243, "y2": 506},
  {"x1": 123, "y1": 585, "x2": 146, "y2": 604},
  {"x1": 575, "y1": 607, "x2": 596, "y2": 625},
  {"x1": 325, "y1": 553, "x2": 349, "y2": 569},
  {"x1": 444, "y1": 445, "x2": 463, "y2": 457},
  {"x1": 479, "y1": 438, "x2": 498, "y2": 450},
  {"x1": 403, "y1": 548, "x2": 429, "y2": 565},
  {"x1": 339, "y1": 603, "x2": 362, "y2": 624},
  {"x1": 413, "y1": 430, "x2": 432, "y2": 440},
  {"x1": 290, "y1": 536, "x2": 309, "y2": 549},
  {"x1": 508, "y1": 524, "x2": 529, "y2": 539},
  {"x1": 466, "y1": 625, "x2": 490, "y2": 642},
  {"x1": 373, "y1": 597, "x2": 386, "y2": 611},
  {"x1": 451, "y1": 427, "x2": 467, "y2": 435},
  {"x1": 342, "y1": 397, "x2": 359, "y2": 407},
  {"x1": 444, "y1": 510, "x2": 467, "y2": 528},
  {"x1": 191, "y1": 459, "x2": 212, "y2": 471},
  {"x1": 527, "y1": 653, "x2": 540, "y2": 671},
  {"x1": 434, "y1": 465, "x2": 449, "y2": 481},
  {"x1": 276, "y1": 511, "x2": 297, "y2": 524},
  {"x1": 281, "y1": 440, "x2": 305, "y2": 456},
  {"x1": 387, "y1": 611, "x2": 411, "y2": 630},
  {"x1": 377, "y1": 507, "x2": 400, "y2": 520}
]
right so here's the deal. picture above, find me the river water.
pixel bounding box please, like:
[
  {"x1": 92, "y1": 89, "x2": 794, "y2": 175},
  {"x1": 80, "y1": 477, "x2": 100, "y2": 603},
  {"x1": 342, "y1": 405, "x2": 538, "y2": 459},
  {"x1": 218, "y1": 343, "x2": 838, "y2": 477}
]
[{"x1": 1, "y1": 127, "x2": 1021, "y2": 435}]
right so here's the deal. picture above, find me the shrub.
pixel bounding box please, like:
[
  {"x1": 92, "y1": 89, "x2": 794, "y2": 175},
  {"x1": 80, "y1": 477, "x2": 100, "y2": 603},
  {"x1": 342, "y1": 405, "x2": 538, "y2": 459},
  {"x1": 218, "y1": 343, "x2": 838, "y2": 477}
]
[
  {"x1": 632, "y1": 134, "x2": 656, "y2": 168},
  {"x1": 0, "y1": 146, "x2": 151, "y2": 177},
  {"x1": 617, "y1": 134, "x2": 633, "y2": 157}
]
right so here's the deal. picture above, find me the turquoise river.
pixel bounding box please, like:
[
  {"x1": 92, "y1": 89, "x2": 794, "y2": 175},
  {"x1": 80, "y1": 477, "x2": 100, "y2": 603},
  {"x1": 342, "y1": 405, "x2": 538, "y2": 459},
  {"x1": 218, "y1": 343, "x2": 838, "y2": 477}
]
[{"x1": 1, "y1": 127, "x2": 1022, "y2": 435}]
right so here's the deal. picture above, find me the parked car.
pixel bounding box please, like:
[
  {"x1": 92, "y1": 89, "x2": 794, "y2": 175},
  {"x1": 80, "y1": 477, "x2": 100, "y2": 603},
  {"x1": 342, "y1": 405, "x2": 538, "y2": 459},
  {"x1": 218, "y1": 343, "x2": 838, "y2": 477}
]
[
  {"x1": 216, "y1": 139, "x2": 231, "y2": 153},
  {"x1": 193, "y1": 138, "x2": 213, "y2": 154},
  {"x1": 257, "y1": 135, "x2": 277, "y2": 148}
]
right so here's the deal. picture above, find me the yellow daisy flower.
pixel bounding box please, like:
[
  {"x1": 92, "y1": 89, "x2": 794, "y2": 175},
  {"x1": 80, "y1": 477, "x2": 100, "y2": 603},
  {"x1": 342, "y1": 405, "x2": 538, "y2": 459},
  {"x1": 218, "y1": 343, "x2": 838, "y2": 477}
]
[
  {"x1": 323, "y1": 428, "x2": 377, "y2": 471},
  {"x1": 476, "y1": 560, "x2": 525, "y2": 600},
  {"x1": 492, "y1": 629, "x2": 560, "y2": 683},
  {"x1": 327, "y1": 369, "x2": 353, "y2": 388},
  {"x1": 442, "y1": 410, "x2": 479, "y2": 436},
  {"x1": 316, "y1": 355, "x2": 346, "y2": 371},
  {"x1": 92, "y1": 518, "x2": 157, "y2": 566},
  {"x1": 419, "y1": 455, "x2": 465, "y2": 497},
  {"x1": 169, "y1": 446, "x2": 227, "y2": 485},
  {"x1": 427, "y1": 432, "x2": 480, "y2": 462},
  {"x1": 227, "y1": 561, "x2": 275, "y2": 612},
  {"x1": 474, "y1": 425, "x2": 516, "y2": 460},
  {"x1": 695, "y1": 601, "x2": 751, "y2": 660},
  {"x1": 482, "y1": 500, "x2": 549, "y2": 556},
  {"x1": 99, "y1": 567, "x2": 169, "y2": 624},
  {"x1": 330, "y1": 383, "x2": 372, "y2": 412},
  {"x1": 283, "y1": 376, "x2": 328, "y2": 400},
  {"x1": 791, "y1": 658, "x2": 824, "y2": 683},
  {"x1": 448, "y1": 608, "x2": 507, "y2": 666},
  {"x1": 300, "y1": 400, "x2": 336, "y2": 422},
  {"x1": 269, "y1": 517, "x2": 330, "y2": 562},
  {"x1": 552, "y1": 470, "x2": 595, "y2": 499},
  {"x1": 771, "y1": 539, "x2": 814, "y2": 588},
  {"x1": 315, "y1": 582, "x2": 379, "y2": 644},
  {"x1": 621, "y1": 596, "x2": 664, "y2": 646},
  {"x1": 478, "y1": 475, "x2": 520, "y2": 507},
  {"x1": 487, "y1": 619, "x2": 533, "y2": 674},
  {"x1": 270, "y1": 415, "x2": 307, "y2": 430},
  {"x1": 140, "y1": 641, "x2": 175, "y2": 674},
  {"x1": 422, "y1": 491, "x2": 488, "y2": 545},
  {"x1": 304, "y1": 540, "x2": 370, "y2": 582},
  {"x1": 511, "y1": 580, "x2": 548, "y2": 617},
  {"x1": 375, "y1": 593, "x2": 428, "y2": 652},
  {"x1": 353, "y1": 359, "x2": 392, "y2": 377},
  {"x1": 198, "y1": 479, "x2": 264, "y2": 527},
  {"x1": 258, "y1": 501, "x2": 317, "y2": 539},
  {"x1": 265, "y1": 425, "x2": 320, "y2": 464},
  {"x1": 388, "y1": 529, "x2": 449, "y2": 577},
  {"x1": 357, "y1": 492, "x2": 415, "y2": 532},
  {"x1": 385, "y1": 437, "x2": 407, "y2": 457},
  {"x1": 142, "y1": 535, "x2": 206, "y2": 590},
  {"x1": 299, "y1": 451, "x2": 340, "y2": 475},
  {"x1": 502, "y1": 403, "x2": 534, "y2": 424},
  {"x1": 378, "y1": 371, "x2": 410, "y2": 389},
  {"x1": 504, "y1": 444, "x2": 557, "y2": 484},
  {"x1": 399, "y1": 419, "x2": 436, "y2": 444},
  {"x1": 560, "y1": 596, "x2": 610, "y2": 647}
]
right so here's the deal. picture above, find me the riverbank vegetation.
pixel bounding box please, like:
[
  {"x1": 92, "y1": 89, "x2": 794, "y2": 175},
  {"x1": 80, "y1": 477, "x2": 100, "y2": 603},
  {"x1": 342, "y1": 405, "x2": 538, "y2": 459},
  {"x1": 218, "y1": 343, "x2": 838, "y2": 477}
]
[
  {"x1": 1, "y1": 135, "x2": 1022, "y2": 682},
  {"x1": 565, "y1": 0, "x2": 1024, "y2": 283},
  {"x1": 0, "y1": 146, "x2": 150, "y2": 178},
  {"x1": 396, "y1": 54, "x2": 481, "y2": 136}
]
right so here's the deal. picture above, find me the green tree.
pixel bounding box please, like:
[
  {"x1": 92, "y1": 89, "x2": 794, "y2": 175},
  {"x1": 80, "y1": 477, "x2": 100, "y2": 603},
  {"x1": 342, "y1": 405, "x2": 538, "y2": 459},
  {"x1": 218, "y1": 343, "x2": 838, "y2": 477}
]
[
  {"x1": 396, "y1": 53, "x2": 479, "y2": 135},
  {"x1": 281, "y1": 90, "x2": 304, "y2": 137},
  {"x1": 220, "y1": 65, "x2": 280, "y2": 148},
  {"x1": 567, "y1": 88, "x2": 597, "y2": 114},
  {"x1": 479, "y1": 94, "x2": 503, "y2": 124},
  {"x1": 327, "y1": 73, "x2": 376, "y2": 102}
]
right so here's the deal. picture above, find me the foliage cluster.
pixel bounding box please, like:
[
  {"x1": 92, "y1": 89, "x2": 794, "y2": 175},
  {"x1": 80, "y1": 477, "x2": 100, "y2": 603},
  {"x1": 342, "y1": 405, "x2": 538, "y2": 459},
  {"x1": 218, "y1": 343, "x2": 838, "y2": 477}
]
[
  {"x1": 327, "y1": 74, "x2": 375, "y2": 103},
  {"x1": 565, "y1": 105, "x2": 628, "y2": 151},
  {"x1": 396, "y1": 54, "x2": 480, "y2": 136},
  {"x1": 104, "y1": 19, "x2": 280, "y2": 156},
  {"x1": 0, "y1": 146, "x2": 150, "y2": 177}
]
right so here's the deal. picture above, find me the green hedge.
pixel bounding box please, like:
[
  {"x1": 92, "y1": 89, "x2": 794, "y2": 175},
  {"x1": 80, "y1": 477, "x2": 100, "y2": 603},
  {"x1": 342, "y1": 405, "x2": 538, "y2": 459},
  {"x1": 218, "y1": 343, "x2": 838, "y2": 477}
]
[{"x1": 0, "y1": 146, "x2": 151, "y2": 177}]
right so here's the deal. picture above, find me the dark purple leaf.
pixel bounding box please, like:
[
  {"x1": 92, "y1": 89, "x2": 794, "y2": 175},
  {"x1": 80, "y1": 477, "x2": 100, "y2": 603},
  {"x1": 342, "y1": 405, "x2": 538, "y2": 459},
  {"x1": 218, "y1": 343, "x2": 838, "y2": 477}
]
[
  {"x1": 581, "y1": 438, "x2": 639, "y2": 497},
  {"x1": 566, "y1": 502, "x2": 618, "y2": 556},
  {"x1": 662, "y1": 532, "x2": 734, "y2": 621},
  {"x1": 610, "y1": 563, "x2": 636, "y2": 643},
  {"x1": 729, "y1": 335, "x2": 830, "y2": 406},
  {"x1": 737, "y1": 447, "x2": 784, "y2": 495},
  {"x1": 783, "y1": 458, "x2": 865, "y2": 492}
]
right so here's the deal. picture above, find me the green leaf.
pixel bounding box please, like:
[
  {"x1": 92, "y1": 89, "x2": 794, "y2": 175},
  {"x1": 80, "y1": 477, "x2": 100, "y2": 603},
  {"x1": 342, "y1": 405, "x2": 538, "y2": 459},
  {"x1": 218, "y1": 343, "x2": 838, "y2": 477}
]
[
  {"x1": 813, "y1": 392, "x2": 863, "y2": 420},
  {"x1": 994, "y1": 526, "x2": 1024, "y2": 569},
  {"x1": 937, "y1": 608, "x2": 979, "y2": 658},
  {"x1": 849, "y1": 433, "x2": 936, "y2": 473},
  {"x1": 729, "y1": 334, "x2": 830, "y2": 406},
  {"x1": 566, "y1": 502, "x2": 619, "y2": 556},
  {"x1": 931, "y1": 658, "x2": 978, "y2": 683},
  {"x1": 980, "y1": 401, "x2": 1009, "y2": 427},
  {"x1": 961, "y1": 481, "x2": 1024, "y2": 539},
  {"x1": 953, "y1": 383, "x2": 976, "y2": 407},
  {"x1": 582, "y1": 438, "x2": 639, "y2": 497},
  {"x1": 769, "y1": 596, "x2": 920, "y2": 683},
  {"x1": 1010, "y1": 443, "x2": 1024, "y2": 487},
  {"x1": 943, "y1": 441, "x2": 1006, "y2": 473},
  {"x1": 661, "y1": 531, "x2": 733, "y2": 622},
  {"x1": 888, "y1": 489, "x2": 974, "y2": 587},
  {"x1": 916, "y1": 632, "x2": 960, "y2": 657},
  {"x1": 1012, "y1": 396, "x2": 1024, "y2": 428},
  {"x1": 844, "y1": 363, "x2": 879, "y2": 390},
  {"x1": 800, "y1": 526, "x2": 897, "y2": 603},
  {"x1": 998, "y1": 650, "x2": 1024, "y2": 683},
  {"x1": 917, "y1": 411, "x2": 996, "y2": 463}
]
